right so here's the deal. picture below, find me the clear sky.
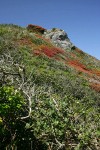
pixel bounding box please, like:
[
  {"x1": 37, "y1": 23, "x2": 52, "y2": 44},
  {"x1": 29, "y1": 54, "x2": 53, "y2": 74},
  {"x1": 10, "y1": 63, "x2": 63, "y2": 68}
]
[{"x1": 0, "y1": 0, "x2": 100, "y2": 59}]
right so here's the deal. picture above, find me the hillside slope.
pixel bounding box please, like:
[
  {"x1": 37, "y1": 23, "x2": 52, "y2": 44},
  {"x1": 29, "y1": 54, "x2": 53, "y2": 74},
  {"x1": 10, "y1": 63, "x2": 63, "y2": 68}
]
[{"x1": 0, "y1": 24, "x2": 100, "y2": 150}]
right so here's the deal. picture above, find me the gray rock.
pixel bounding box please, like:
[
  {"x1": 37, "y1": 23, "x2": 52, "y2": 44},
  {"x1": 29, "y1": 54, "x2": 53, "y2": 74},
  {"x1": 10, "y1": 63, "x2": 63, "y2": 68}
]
[{"x1": 43, "y1": 28, "x2": 73, "y2": 50}]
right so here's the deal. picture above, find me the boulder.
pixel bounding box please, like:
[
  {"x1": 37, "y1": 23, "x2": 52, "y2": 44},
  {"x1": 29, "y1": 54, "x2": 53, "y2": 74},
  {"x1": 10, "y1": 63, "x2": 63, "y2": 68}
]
[{"x1": 43, "y1": 28, "x2": 73, "y2": 49}]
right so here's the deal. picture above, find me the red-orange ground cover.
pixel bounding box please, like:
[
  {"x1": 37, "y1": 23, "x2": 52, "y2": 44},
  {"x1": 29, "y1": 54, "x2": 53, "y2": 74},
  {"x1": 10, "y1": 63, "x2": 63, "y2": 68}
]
[
  {"x1": 90, "y1": 83, "x2": 100, "y2": 92},
  {"x1": 27, "y1": 24, "x2": 46, "y2": 34},
  {"x1": 68, "y1": 60, "x2": 91, "y2": 73},
  {"x1": 34, "y1": 46, "x2": 65, "y2": 58}
]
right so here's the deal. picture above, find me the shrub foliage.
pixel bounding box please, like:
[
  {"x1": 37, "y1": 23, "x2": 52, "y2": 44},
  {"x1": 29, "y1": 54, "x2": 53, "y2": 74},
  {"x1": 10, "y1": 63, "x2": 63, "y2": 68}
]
[{"x1": 0, "y1": 24, "x2": 100, "y2": 150}]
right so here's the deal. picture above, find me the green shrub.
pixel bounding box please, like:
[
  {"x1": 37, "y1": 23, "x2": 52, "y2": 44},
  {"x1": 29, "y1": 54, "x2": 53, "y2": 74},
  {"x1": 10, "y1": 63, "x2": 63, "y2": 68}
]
[{"x1": 0, "y1": 86, "x2": 25, "y2": 148}]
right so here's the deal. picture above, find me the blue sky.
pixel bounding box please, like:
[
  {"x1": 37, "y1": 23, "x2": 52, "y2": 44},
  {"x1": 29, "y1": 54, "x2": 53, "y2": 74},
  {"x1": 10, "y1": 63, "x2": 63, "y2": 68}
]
[{"x1": 0, "y1": 0, "x2": 100, "y2": 59}]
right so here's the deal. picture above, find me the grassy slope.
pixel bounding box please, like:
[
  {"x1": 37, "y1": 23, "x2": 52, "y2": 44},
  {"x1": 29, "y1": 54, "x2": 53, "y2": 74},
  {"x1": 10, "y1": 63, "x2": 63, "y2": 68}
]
[{"x1": 0, "y1": 24, "x2": 100, "y2": 150}]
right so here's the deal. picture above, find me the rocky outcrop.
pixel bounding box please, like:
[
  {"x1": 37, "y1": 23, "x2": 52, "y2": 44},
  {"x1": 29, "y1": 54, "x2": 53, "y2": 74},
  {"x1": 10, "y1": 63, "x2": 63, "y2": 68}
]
[{"x1": 43, "y1": 28, "x2": 74, "y2": 49}]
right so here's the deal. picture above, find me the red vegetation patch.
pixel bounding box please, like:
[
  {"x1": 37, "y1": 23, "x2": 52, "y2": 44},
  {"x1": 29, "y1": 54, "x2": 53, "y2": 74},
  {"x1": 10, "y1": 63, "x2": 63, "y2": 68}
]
[
  {"x1": 44, "y1": 46, "x2": 65, "y2": 57},
  {"x1": 90, "y1": 83, "x2": 100, "y2": 92},
  {"x1": 34, "y1": 46, "x2": 65, "y2": 58},
  {"x1": 27, "y1": 24, "x2": 46, "y2": 34},
  {"x1": 68, "y1": 60, "x2": 91, "y2": 74},
  {"x1": 92, "y1": 69, "x2": 100, "y2": 77},
  {"x1": 41, "y1": 46, "x2": 56, "y2": 57}
]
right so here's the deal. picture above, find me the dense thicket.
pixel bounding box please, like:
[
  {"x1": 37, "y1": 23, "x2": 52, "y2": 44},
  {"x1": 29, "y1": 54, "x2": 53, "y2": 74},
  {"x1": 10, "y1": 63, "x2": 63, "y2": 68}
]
[{"x1": 0, "y1": 24, "x2": 100, "y2": 150}]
